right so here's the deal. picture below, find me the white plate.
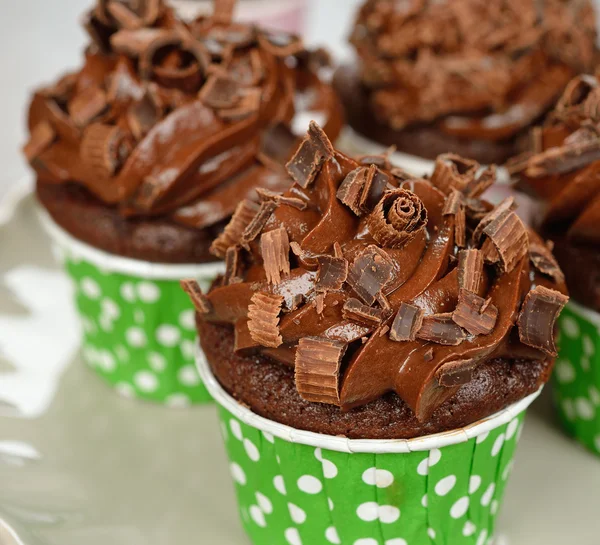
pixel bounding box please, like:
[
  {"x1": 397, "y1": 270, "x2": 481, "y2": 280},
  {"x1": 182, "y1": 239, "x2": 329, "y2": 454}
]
[{"x1": 0, "y1": 187, "x2": 598, "y2": 545}]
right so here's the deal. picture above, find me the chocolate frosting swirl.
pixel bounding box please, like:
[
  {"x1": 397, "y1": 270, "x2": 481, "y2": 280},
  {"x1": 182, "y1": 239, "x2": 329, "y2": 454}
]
[
  {"x1": 510, "y1": 73, "x2": 600, "y2": 246},
  {"x1": 24, "y1": 0, "x2": 343, "y2": 232},
  {"x1": 186, "y1": 123, "x2": 568, "y2": 421},
  {"x1": 350, "y1": 0, "x2": 597, "y2": 142}
]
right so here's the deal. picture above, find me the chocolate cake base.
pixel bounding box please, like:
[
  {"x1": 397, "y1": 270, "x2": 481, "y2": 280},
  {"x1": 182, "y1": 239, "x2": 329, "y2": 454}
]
[
  {"x1": 199, "y1": 320, "x2": 553, "y2": 439},
  {"x1": 37, "y1": 182, "x2": 222, "y2": 264},
  {"x1": 550, "y1": 234, "x2": 600, "y2": 313},
  {"x1": 333, "y1": 65, "x2": 526, "y2": 165}
]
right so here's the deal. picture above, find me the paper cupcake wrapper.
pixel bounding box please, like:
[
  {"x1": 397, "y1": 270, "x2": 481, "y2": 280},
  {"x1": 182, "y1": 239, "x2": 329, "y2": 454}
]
[
  {"x1": 38, "y1": 207, "x2": 224, "y2": 405},
  {"x1": 196, "y1": 348, "x2": 540, "y2": 545},
  {"x1": 553, "y1": 301, "x2": 600, "y2": 456}
]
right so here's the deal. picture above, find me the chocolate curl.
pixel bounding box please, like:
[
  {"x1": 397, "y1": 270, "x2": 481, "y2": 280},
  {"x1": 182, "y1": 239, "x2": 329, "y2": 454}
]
[
  {"x1": 258, "y1": 31, "x2": 305, "y2": 57},
  {"x1": 472, "y1": 197, "x2": 516, "y2": 244},
  {"x1": 389, "y1": 302, "x2": 424, "y2": 342},
  {"x1": 517, "y1": 286, "x2": 569, "y2": 357},
  {"x1": 80, "y1": 123, "x2": 132, "y2": 180},
  {"x1": 316, "y1": 255, "x2": 348, "y2": 292},
  {"x1": 180, "y1": 279, "x2": 212, "y2": 314},
  {"x1": 442, "y1": 189, "x2": 466, "y2": 248},
  {"x1": 337, "y1": 165, "x2": 390, "y2": 216},
  {"x1": 260, "y1": 227, "x2": 291, "y2": 284},
  {"x1": 417, "y1": 313, "x2": 468, "y2": 346},
  {"x1": 285, "y1": 121, "x2": 334, "y2": 188},
  {"x1": 529, "y1": 241, "x2": 565, "y2": 284},
  {"x1": 295, "y1": 337, "x2": 347, "y2": 405},
  {"x1": 241, "y1": 200, "x2": 277, "y2": 247},
  {"x1": 23, "y1": 122, "x2": 56, "y2": 163},
  {"x1": 457, "y1": 249, "x2": 484, "y2": 294},
  {"x1": 247, "y1": 292, "x2": 284, "y2": 348},
  {"x1": 342, "y1": 298, "x2": 386, "y2": 327},
  {"x1": 198, "y1": 74, "x2": 241, "y2": 109},
  {"x1": 556, "y1": 74, "x2": 598, "y2": 113},
  {"x1": 347, "y1": 245, "x2": 394, "y2": 306},
  {"x1": 481, "y1": 210, "x2": 529, "y2": 273},
  {"x1": 69, "y1": 87, "x2": 108, "y2": 128},
  {"x1": 366, "y1": 188, "x2": 428, "y2": 249},
  {"x1": 212, "y1": 0, "x2": 237, "y2": 24},
  {"x1": 452, "y1": 289, "x2": 498, "y2": 336},
  {"x1": 210, "y1": 199, "x2": 260, "y2": 258},
  {"x1": 430, "y1": 154, "x2": 478, "y2": 195},
  {"x1": 435, "y1": 359, "x2": 478, "y2": 387}
]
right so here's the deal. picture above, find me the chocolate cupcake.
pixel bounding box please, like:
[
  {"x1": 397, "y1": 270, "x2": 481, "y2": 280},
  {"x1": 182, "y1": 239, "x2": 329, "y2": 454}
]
[
  {"x1": 510, "y1": 74, "x2": 600, "y2": 456},
  {"x1": 335, "y1": 0, "x2": 598, "y2": 166},
  {"x1": 23, "y1": 0, "x2": 342, "y2": 405},
  {"x1": 187, "y1": 123, "x2": 568, "y2": 544}
]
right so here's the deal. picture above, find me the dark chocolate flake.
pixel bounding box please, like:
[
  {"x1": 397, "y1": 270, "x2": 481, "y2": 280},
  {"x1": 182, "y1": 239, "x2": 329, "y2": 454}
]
[
  {"x1": 517, "y1": 286, "x2": 569, "y2": 357},
  {"x1": 452, "y1": 289, "x2": 498, "y2": 336},
  {"x1": 69, "y1": 87, "x2": 108, "y2": 127},
  {"x1": 80, "y1": 123, "x2": 131, "y2": 180},
  {"x1": 260, "y1": 227, "x2": 291, "y2": 284},
  {"x1": 342, "y1": 298, "x2": 385, "y2": 327},
  {"x1": 389, "y1": 302, "x2": 424, "y2": 342},
  {"x1": 529, "y1": 242, "x2": 565, "y2": 284},
  {"x1": 199, "y1": 74, "x2": 241, "y2": 109},
  {"x1": 481, "y1": 210, "x2": 529, "y2": 273},
  {"x1": 241, "y1": 200, "x2": 277, "y2": 246},
  {"x1": 336, "y1": 167, "x2": 368, "y2": 215},
  {"x1": 216, "y1": 88, "x2": 261, "y2": 121},
  {"x1": 247, "y1": 292, "x2": 284, "y2": 348},
  {"x1": 23, "y1": 121, "x2": 56, "y2": 163},
  {"x1": 472, "y1": 197, "x2": 515, "y2": 244},
  {"x1": 295, "y1": 337, "x2": 347, "y2": 406},
  {"x1": 211, "y1": 199, "x2": 260, "y2": 258},
  {"x1": 457, "y1": 249, "x2": 484, "y2": 294},
  {"x1": 347, "y1": 245, "x2": 394, "y2": 305},
  {"x1": 180, "y1": 279, "x2": 212, "y2": 314},
  {"x1": 316, "y1": 255, "x2": 348, "y2": 292},
  {"x1": 417, "y1": 313, "x2": 468, "y2": 346},
  {"x1": 223, "y1": 246, "x2": 243, "y2": 285},
  {"x1": 107, "y1": 1, "x2": 142, "y2": 29},
  {"x1": 285, "y1": 122, "x2": 333, "y2": 188},
  {"x1": 256, "y1": 188, "x2": 307, "y2": 210},
  {"x1": 435, "y1": 359, "x2": 478, "y2": 387}
]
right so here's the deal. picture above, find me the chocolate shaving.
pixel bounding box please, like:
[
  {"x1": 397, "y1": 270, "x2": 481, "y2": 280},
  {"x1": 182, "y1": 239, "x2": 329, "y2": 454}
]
[
  {"x1": 256, "y1": 188, "x2": 307, "y2": 210},
  {"x1": 443, "y1": 189, "x2": 466, "y2": 247},
  {"x1": 180, "y1": 279, "x2": 212, "y2": 314},
  {"x1": 347, "y1": 245, "x2": 394, "y2": 305},
  {"x1": 210, "y1": 199, "x2": 260, "y2": 258},
  {"x1": 452, "y1": 289, "x2": 498, "y2": 336},
  {"x1": 285, "y1": 121, "x2": 333, "y2": 188},
  {"x1": 417, "y1": 313, "x2": 468, "y2": 346},
  {"x1": 258, "y1": 31, "x2": 304, "y2": 57},
  {"x1": 366, "y1": 188, "x2": 427, "y2": 249},
  {"x1": 465, "y1": 166, "x2": 496, "y2": 198},
  {"x1": 481, "y1": 210, "x2": 529, "y2": 273},
  {"x1": 472, "y1": 197, "x2": 515, "y2": 243},
  {"x1": 430, "y1": 154, "x2": 478, "y2": 196},
  {"x1": 342, "y1": 298, "x2": 385, "y2": 327},
  {"x1": 247, "y1": 292, "x2": 284, "y2": 348},
  {"x1": 111, "y1": 28, "x2": 166, "y2": 57},
  {"x1": 457, "y1": 249, "x2": 484, "y2": 293},
  {"x1": 358, "y1": 146, "x2": 395, "y2": 171},
  {"x1": 359, "y1": 165, "x2": 391, "y2": 213},
  {"x1": 223, "y1": 246, "x2": 243, "y2": 285},
  {"x1": 436, "y1": 359, "x2": 478, "y2": 387},
  {"x1": 216, "y1": 88, "x2": 261, "y2": 121},
  {"x1": 107, "y1": 2, "x2": 142, "y2": 29},
  {"x1": 260, "y1": 227, "x2": 291, "y2": 284},
  {"x1": 529, "y1": 242, "x2": 565, "y2": 284},
  {"x1": 80, "y1": 123, "x2": 131, "y2": 180},
  {"x1": 199, "y1": 74, "x2": 241, "y2": 109},
  {"x1": 333, "y1": 241, "x2": 344, "y2": 259},
  {"x1": 316, "y1": 255, "x2": 348, "y2": 292},
  {"x1": 241, "y1": 200, "x2": 277, "y2": 246},
  {"x1": 314, "y1": 293, "x2": 325, "y2": 315},
  {"x1": 294, "y1": 337, "x2": 346, "y2": 405},
  {"x1": 336, "y1": 167, "x2": 368, "y2": 215},
  {"x1": 389, "y1": 302, "x2": 424, "y2": 342},
  {"x1": 23, "y1": 121, "x2": 56, "y2": 162},
  {"x1": 517, "y1": 286, "x2": 569, "y2": 357},
  {"x1": 127, "y1": 89, "x2": 161, "y2": 140},
  {"x1": 69, "y1": 87, "x2": 108, "y2": 127},
  {"x1": 84, "y1": 11, "x2": 113, "y2": 54},
  {"x1": 442, "y1": 189, "x2": 464, "y2": 216}
]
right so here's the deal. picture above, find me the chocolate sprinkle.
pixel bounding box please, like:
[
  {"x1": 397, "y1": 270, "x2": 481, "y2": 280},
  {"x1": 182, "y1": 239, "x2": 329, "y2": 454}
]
[
  {"x1": 241, "y1": 200, "x2": 277, "y2": 246},
  {"x1": 529, "y1": 241, "x2": 565, "y2": 283},
  {"x1": 436, "y1": 359, "x2": 478, "y2": 387},
  {"x1": 481, "y1": 210, "x2": 529, "y2": 273},
  {"x1": 389, "y1": 302, "x2": 424, "y2": 342},
  {"x1": 247, "y1": 292, "x2": 284, "y2": 348},
  {"x1": 517, "y1": 286, "x2": 569, "y2": 357},
  {"x1": 180, "y1": 279, "x2": 212, "y2": 314},
  {"x1": 452, "y1": 289, "x2": 498, "y2": 336},
  {"x1": 342, "y1": 298, "x2": 385, "y2": 327},
  {"x1": 295, "y1": 336, "x2": 346, "y2": 406},
  {"x1": 457, "y1": 249, "x2": 484, "y2": 294},
  {"x1": 316, "y1": 255, "x2": 348, "y2": 292},
  {"x1": 211, "y1": 199, "x2": 260, "y2": 258},
  {"x1": 417, "y1": 313, "x2": 468, "y2": 346},
  {"x1": 347, "y1": 245, "x2": 394, "y2": 305},
  {"x1": 260, "y1": 227, "x2": 291, "y2": 284},
  {"x1": 23, "y1": 121, "x2": 56, "y2": 162},
  {"x1": 366, "y1": 188, "x2": 428, "y2": 249},
  {"x1": 285, "y1": 121, "x2": 333, "y2": 188}
]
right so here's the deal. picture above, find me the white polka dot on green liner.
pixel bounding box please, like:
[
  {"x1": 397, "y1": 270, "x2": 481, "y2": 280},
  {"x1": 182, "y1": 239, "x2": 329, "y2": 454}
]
[
  {"x1": 156, "y1": 324, "x2": 181, "y2": 347},
  {"x1": 262, "y1": 430, "x2": 274, "y2": 443},
  {"x1": 385, "y1": 540, "x2": 407, "y2": 545},
  {"x1": 481, "y1": 483, "x2": 495, "y2": 506},
  {"x1": 243, "y1": 438, "x2": 260, "y2": 461},
  {"x1": 354, "y1": 539, "x2": 377, "y2": 545},
  {"x1": 589, "y1": 386, "x2": 600, "y2": 405},
  {"x1": 230, "y1": 419, "x2": 243, "y2": 441},
  {"x1": 178, "y1": 364, "x2": 201, "y2": 387},
  {"x1": 476, "y1": 530, "x2": 489, "y2": 545},
  {"x1": 469, "y1": 475, "x2": 481, "y2": 493},
  {"x1": 476, "y1": 430, "x2": 490, "y2": 444},
  {"x1": 575, "y1": 397, "x2": 595, "y2": 420},
  {"x1": 435, "y1": 474, "x2": 456, "y2": 496},
  {"x1": 288, "y1": 503, "x2": 306, "y2": 524},
  {"x1": 115, "y1": 382, "x2": 135, "y2": 399},
  {"x1": 491, "y1": 433, "x2": 505, "y2": 456},
  {"x1": 362, "y1": 467, "x2": 394, "y2": 488},
  {"x1": 125, "y1": 326, "x2": 147, "y2": 348},
  {"x1": 297, "y1": 475, "x2": 322, "y2": 494},
  {"x1": 120, "y1": 281, "x2": 136, "y2": 302},
  {"x1": 81, "y1": 277, "x2": 101, "y2": 299},
  {"x1": 137, "y1": 281, "x2": 160, "y2": 303},
  {"x1": 562, "y1": 398, "x2": 576, "y2": 421},
  {"x1": 450, "y1": 496, "x2": 470, "y2": 519},
  {"x1": 561, "y1": 315, "x2": 580, "y2": 338},
  {"x1": 491, "y1": 499, "x2": 499, "y2": 515},
  {"x1": 249, "y1": 505, "x2": 266, "y2": 527},
  {"x1": 327, "y1": 498, "x2": 334, "y2": 511},
  {"x1": 583, "y1": 335, "x2": 595, "y2": 356},
  {"x1": 165, "y1": 393, "x2": 190, "y2": 408},
  {"x1": 147, "y1": 351, "x2": 167, "y2": 372},
  {"x1": 555, "y1": 359, "x2": 576, "y2": 384},
  {"x1": 179, "y1": 308, "x2": 196, "y2": 330},
  {"x1": 180, "y1": 339, "x2": 195, "y2": 359},
  {"x1": 285, "y1": 527, "x2": 302, "y2": 545},
  {"x1": 134, "y1": 370, "x2": 158, "y2": 393},
  {"x1": 463, "y1": 521, "x2": 476, "y2": 537},
  {"x1": 255, "y1": 492, "x2": 273, "y2": 514},
  {"x1": 325, "y1": 527, "x2": 341, "y2": 544},
  {"x1": 505, "y1": 418, "x2": 519, "y2": 440},
  {"x1": 101, "y1": 297, "x2": 120, "y2": 318},
  {"x1": 273, "y1": 475, "x2": 286, "y2": 495},
  {"x1": 427, "y1": 528, "x2": 436, "y2": 539},
  {"x1": 230, "y1": 462, "x2": 246, "y2": 485}
]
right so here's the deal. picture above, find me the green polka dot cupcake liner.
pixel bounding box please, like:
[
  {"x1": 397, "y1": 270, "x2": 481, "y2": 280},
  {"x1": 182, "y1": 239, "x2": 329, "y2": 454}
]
[
  {"x1": 553, "y1": 301, "x2": 600, "y2": 457},
  {"x1": 196, "y1": 349, "x2": 539, "y2": 545},
  {"x1": 38, "y1": 208, "x2": 224, "y2": 406}
]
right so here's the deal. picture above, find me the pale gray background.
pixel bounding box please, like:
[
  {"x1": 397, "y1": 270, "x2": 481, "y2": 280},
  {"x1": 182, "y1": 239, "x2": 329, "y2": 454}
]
[{"x1": 0, "y1": 0, "x2": 363, "y2": 199}]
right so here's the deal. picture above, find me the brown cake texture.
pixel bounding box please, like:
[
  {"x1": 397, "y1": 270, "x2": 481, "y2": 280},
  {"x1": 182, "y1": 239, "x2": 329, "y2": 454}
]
[
  {"x1": 509, "y1": 74, "x2": 600, "y2": 313},
  {"x1": 337, "y1": 0, "x2": 598, "y2": 164},
  {"x1": 24, "y1": 0, "x2": 343, "y2": 263},
  {"x1": 185, "y1": 123, "x2": 569, "y2": 439}
]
